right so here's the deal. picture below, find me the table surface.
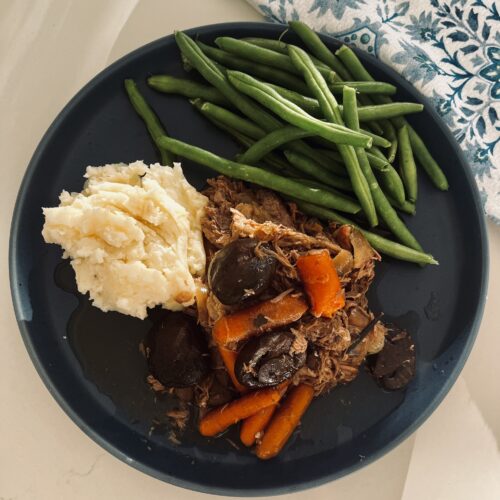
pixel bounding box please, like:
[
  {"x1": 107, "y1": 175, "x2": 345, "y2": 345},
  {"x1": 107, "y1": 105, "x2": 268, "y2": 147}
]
[{"x1": 1, "y1": 1, "x2": 499, "y2": 499}]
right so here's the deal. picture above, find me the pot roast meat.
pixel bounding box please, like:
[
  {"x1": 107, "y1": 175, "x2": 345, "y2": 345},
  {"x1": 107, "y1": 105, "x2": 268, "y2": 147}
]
[
  {"x1": 202, "y1": 177, "x2": 294, "y2": 249},
  {"x1": 231, "y1": 209, "x2": 342, "y2": 254},
  {"x1": 199, "y1": 176, "x2": 387, "y2": 399}
]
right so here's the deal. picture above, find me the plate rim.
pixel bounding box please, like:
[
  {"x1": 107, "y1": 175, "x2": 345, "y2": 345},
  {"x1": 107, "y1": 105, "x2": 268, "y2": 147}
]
[{"x1": 8, "y1": 21, "x2": 489, "y2": 496}]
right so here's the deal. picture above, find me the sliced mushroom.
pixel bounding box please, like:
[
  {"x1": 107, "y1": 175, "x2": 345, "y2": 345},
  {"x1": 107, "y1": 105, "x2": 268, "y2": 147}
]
[{"x1": 368, "y1": 326, "x2": 416, "y2": 390}]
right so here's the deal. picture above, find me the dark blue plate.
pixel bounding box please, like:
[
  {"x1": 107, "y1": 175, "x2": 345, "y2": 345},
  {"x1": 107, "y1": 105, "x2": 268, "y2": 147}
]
[{"x1": 9, "y1": 22, "x2": 488, "y2": 496}]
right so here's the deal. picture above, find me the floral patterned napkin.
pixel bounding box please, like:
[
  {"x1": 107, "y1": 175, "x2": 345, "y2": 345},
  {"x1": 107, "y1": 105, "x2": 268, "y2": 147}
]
[{"x1": 245, "y1": 0, "x2": 500, "y2": 223}]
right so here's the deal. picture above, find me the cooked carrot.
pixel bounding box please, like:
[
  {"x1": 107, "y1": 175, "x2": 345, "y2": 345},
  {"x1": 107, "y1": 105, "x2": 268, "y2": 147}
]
[
  {"x1": 296, "y1": 250, "x2": 345, "y2": 317},
  {"x1": 255, "y1": 384, "x2": 314, "y2": 460},
  {"x1": 213, "y1": 294, "x2": 308, "y2": 346},
  {"x1": 199, "y1": 387, "x2": 282, "y2": 437},
  {"x1": 240, "y1": 404, "x2": 277, "y2": 447},
  {"x1": 239, "y1": 381, "x2": 290, "y2": 446},
  {"x1": 218, "y1": 345, "x2": 247, "y2": 393}
]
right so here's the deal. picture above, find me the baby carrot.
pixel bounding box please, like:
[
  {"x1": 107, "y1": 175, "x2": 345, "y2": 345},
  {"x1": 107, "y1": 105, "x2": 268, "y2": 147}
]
[
  {"x1": 213, "y1": 294, "x2": 308, "y2": 346},
  {"x1": 199, "y1": 387, "x2": 282, "y2": 437},
  {"x1": 255, "y1": 384, "x2": 315, "y2": 459},
  {"x1": 296, "y1": 250, "x2": 345, "y2": 317},
  {"x1": 240, "y1": 381, "x2": 290, "y2": 446},
  {"x1": 218, "y1": 345, "x2": 247, "y2": 393},
  {"x1": 240, "y1": 405, "x2": 277, "y2": 447}
]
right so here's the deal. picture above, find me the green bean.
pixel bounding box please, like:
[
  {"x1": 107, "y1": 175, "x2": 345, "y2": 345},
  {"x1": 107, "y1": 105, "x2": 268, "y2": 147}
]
[
  {"x1": 357, "y1": 90, "x2": 385, "y2": 135},
  {"x1": 407, "y1": 125, "x2": 449, "y2": 190},
  {"x1": 375, "y1": 162, "x2": 406, "y2": 205},
  {"x1": 190, "y1": 98, "x2": 254, "y2": 140},
  {"x1": 288, "y1": 45, "x2": 378, "y2": 226},
  {"x1": 366, "y1": 119, "x2": 385, "y2": 137},
  {"x1": 227, "y1": 71, "x2": 373, "y2": 148},
  {"x1": 294, "y1": 178, "x2": 359, "y2": 204},
  {"x1": 336, "y1": 45, "x2": 377, "y2": 83},
  {"x1": 241, "y1": 37, "x2": 292, "y2": 54},
  {"x1": 194, "y1": 100, "x2": 346, "y2": 176},
  {"x1": 319, "y1": 148, "x2": 343, "y2": 163},
  {"x1": 343, "y1": 85, "x2": 423, "y2": 250},
  {"x1": 124, "y1": 79, "x2": 174, "y2": 166},
  {"x1": 330, "y1": 46, "x2": 397, "y2": 139},
  {"x1": 194, "y1": 100, "x2": 266, "y2": 140},
  {"x1": 330, "y1": 81, "x2": 397, "y2": 95},
  {"x1": 196, "y1": 41, "x2": 311, "y2": 95},
  {"x1": 367, "y1": 159, "x2": 389, "y2": 173},
  {"x1": 360, "y1": 128, "x2": 392, "y2": 148},
  {"x1": 355, "y1": 102, "x2": 424, "y2": 121},
  {"x1": 238, "y1": 126, "x2": 314, "y2": 165},
  {"x1": 177, "y1": 34, "x2": 359, "y2": 178},
  {"x1": 283, "y1": 24, "x2": 387, "y2": 136},
  {"x1": 267, "y1": 83, "x2": 322, "y2": 116},
  {"x1": 336, "y1": 44, "x2": 449, "y2": 190},
  {"x1": 215, "y1": 36, "x2": 336, "y2": 83},
  {"x1": 147, "y1": 75, "x2": 231, "y2": 107},
  {"x1": 299, "y1": 146, "x2": 347, "y2": 176},
  {"x1": 190, "y1": 99, "x2": 300, "y2": 176},
  {"x1": 284, "y1": 150, "x2": 353, "y2": 192},
  {"x1": 158, "y1": 136, "x2": 361, "y2": 214},
  {"x1": 292, "y1": 200, "x2": 437, "y2": 265},
  {"x1": 386, "y1": 196, "x2": 416, "y2": 215},
  {"x1": 314, "y1": 144, "x2": 393, "y2": 174},
  {"x1": 242, "y1": 37, "x2": 347, "y2": 84},
  {"x1": 318, "y1": 126, "x2": 390, "y2": 149},
  {"x1": 264, "y1": 84, "x2": 423, "y2": 121},
  {"x1": 288, "y1": 21, "x2": 353, "y2": 80},
  {"x1": 366, "y1": 149, "x2": 389, "y2": 166},
  {"x1": 176, "y1": 32, "x2": 283, "y2": 133},
  {"x1": 241, "y1": 38, "x2": 396, "y2": 94},
  {"x1": 180, "y1": 52, "x2": 194, "y2": 72},
  {"x1": 225, "y1": 130, "x2": 301, "y2": 177},
  {"x1": 379, "y1": 119, "x2": 398, "y2": 163},
  {"x1": 241, "y1": 37, "x2": 329, "y2": 67},
  {"x1": 398, "y1": 125, "x2": 418, "y2": 202},
  {"x1": 364, "y1": 151, "x2": 407, "y2": 204}
]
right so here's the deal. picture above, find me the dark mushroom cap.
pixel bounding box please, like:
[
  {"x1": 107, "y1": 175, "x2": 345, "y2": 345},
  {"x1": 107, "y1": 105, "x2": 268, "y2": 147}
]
[
  {"x1": 368, "y1": 326, "x2": 416, "y2": 391},
  {"x1": 235, "y1": 330, "x2": 307, "y2": 388},
  {"x1": 208, "y1": 238, "x2": 276, "y2": 305},
  {"x1": 145, "y1": 312, "x2": 209, "y2": 388}
]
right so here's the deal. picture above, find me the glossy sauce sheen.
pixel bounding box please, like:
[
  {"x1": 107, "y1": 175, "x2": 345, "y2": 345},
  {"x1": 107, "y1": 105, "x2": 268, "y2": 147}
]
[{"x1": 55, "y1": 262, "x2": 190, "y2": 435}]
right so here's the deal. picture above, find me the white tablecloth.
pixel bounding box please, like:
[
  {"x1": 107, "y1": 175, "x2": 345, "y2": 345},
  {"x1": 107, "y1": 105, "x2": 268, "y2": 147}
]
[{"x1": 1, "y1": 1, "x2": 499, "y2": 499}]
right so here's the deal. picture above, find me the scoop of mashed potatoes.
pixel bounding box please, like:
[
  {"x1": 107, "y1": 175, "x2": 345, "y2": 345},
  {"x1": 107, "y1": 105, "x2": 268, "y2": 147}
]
[{"x1": 42, "y1": 161, "x2": 208, "y2": 319}]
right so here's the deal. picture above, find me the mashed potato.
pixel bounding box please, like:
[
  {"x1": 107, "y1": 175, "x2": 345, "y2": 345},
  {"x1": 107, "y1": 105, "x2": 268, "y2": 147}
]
[{"x1": 42, "y1": 161, "x2": 208, "y2": 319}]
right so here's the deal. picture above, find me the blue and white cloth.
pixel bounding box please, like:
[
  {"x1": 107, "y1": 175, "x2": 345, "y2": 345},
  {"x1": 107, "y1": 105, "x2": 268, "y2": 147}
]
[{"x1": 246, "y1": 0, "x2": 500, "y2": 223}]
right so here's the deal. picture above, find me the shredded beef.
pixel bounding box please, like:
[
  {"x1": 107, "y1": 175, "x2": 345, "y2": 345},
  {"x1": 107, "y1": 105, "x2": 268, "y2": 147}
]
[
  {"x1": 200, "y1": 175, "x2": 384, "y2": 398},
  {"x1": 202, "y1": 177, "x2": 294, "y2": 249}
]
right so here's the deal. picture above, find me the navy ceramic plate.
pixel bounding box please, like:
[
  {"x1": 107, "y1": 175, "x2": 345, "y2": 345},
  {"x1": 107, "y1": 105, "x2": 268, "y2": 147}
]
[{"x1": 9, "y1": 22, "x2": 488, "y2": 496}]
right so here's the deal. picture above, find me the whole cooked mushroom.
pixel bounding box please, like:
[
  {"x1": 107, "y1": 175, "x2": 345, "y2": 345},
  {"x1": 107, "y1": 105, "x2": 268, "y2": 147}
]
[
  {"x1": 146, "y1": 312, "x2": 209, "y2": 387},
  {"x1": 208, "y1": 238, "x2": 277, "y2": 305},
  {"x1": 235, "y1": 330, "x2": 307, "y2": 388}
]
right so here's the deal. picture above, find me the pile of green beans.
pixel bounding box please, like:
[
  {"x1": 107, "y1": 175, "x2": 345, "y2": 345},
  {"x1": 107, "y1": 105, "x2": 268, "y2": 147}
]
[
  {"x1": 123, "y1": 23, "x2": 449, "y2": 265},
  {"x1": 335, "y1": 43, "x2": 449, "y2": 191},
  {"x1": 226, "y1": 70, "x2": 373, "y2": 148},
  {"x1": 288, "y1": 44, "x2": 378, "y2": 227}
]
